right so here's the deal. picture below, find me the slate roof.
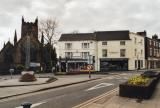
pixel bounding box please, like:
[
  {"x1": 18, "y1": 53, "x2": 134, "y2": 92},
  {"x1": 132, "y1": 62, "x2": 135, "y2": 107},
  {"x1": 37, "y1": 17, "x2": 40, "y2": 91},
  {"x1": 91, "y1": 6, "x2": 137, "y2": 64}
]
[
  {"x1": 95, "y1": 30, "x2": 130, "y2": 41},
  {"x1": 59, "y1": 33, "x2": 96, "y2": 41},
  {"x1": 0, "y1": 41, "x2": 14, "y2": 55},
  {"x1": 59, "y1": 30, "x2": 131, "y2": 41}
]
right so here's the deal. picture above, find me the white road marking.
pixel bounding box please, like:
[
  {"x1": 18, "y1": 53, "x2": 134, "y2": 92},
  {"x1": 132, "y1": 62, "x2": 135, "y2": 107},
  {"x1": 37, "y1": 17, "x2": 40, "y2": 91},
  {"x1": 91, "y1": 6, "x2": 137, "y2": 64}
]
[
  {"x1": 106, "y1": 77, "x2": 115, "y2": 79},
  {"x1": 86, "y1": 83, "x2": 114, "y2": 91},
  {"x1": 123, "y1": 77, "x2": 129, "y2": 80},
  {"x1": 15, "y1": 101, "x2": 46, "y2": 108}
]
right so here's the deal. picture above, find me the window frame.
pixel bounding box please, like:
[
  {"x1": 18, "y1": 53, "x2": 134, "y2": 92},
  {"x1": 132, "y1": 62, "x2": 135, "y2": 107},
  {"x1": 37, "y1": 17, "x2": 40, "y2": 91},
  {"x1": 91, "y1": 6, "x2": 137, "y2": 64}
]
[
  {"x1": 120, "y1": 41, "x2": 125, "y2": 45},
  {"x1": 82, "y1": 43, "x2": 89, "y2": 49},
  {"x1": 120, "y1": 49, "x2": 126, "y2": 57},
  {"x1": 102, "y1": 41, "x2": 107, "y2": 45},
  {"x1": 102, "y1": 49, "x2": 107, "y2": 57},
  {"x1": 65, "y1": 43, "x2": 72, "y2": 49}
]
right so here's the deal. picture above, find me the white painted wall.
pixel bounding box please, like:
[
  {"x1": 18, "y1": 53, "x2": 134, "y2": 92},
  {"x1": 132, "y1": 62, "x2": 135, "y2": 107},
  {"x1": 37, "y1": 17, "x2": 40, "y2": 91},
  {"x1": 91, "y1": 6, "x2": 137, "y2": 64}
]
[
  {"x1": 96, "y1": 33, "x2": 145, "y2": 71},
  {"x1": 128, "y1": 33, "x2": 145, "y2": 70},
  {"x1": 58, "y1": 32, "x2": 145, "y2": 71},
  {"x1": 58, "y1": 40, "x2": 99, "y2": 71}
]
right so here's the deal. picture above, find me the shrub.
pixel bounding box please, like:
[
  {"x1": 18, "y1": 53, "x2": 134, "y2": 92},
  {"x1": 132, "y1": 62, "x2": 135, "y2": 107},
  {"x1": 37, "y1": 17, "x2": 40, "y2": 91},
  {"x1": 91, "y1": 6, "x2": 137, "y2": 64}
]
[
  {"x1": 20, "y1": 73, "x2": 37, "y2": 82},
  {"x1": 16, "y1": 65, "x2": 25, "y2": 71},
  {"x1": 128, "y1": 76, "x2": 150, "y2": 85}
]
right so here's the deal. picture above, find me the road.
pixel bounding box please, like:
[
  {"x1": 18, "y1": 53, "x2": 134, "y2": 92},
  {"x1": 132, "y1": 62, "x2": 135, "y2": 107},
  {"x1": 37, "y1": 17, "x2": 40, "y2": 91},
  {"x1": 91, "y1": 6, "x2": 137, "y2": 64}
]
[{"x1": 0, "y1": 72, "x2": 139, "y2": 108}]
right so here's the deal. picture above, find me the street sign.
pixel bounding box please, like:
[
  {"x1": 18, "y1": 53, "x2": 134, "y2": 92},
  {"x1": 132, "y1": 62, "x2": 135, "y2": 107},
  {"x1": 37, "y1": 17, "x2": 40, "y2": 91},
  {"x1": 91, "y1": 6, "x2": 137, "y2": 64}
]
[{"x1": 87, "y1": 65, "x2": 92, "y2": 70}]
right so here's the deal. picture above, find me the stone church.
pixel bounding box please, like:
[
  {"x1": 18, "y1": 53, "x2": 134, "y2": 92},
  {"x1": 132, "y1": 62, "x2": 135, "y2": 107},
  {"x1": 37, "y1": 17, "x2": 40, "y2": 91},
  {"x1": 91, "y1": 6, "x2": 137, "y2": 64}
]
[{"x1": 0, "y1": 17, "x2": 51, "y2": 74}]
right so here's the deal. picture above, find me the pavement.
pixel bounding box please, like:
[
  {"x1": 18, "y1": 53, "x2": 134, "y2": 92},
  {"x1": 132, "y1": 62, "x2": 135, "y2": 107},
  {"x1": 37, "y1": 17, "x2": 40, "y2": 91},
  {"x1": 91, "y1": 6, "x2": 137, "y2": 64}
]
[
  {"x1": 74, "y1": 79, "x2": 160, "y2": 108},
  {"x1": 0, "y1": 74, "x2": 104, "y2": 99},
  {"x1": 0, "y1": 72, "x2": 138, "y2": 108},
  {"x1": 0, "y1": 78, "x2": 49, "y2": 87}
]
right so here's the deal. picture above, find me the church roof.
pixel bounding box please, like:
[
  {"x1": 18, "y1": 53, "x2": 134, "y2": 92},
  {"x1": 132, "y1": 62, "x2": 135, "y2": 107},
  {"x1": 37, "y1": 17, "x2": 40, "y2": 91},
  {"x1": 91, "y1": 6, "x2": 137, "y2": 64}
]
[{"x1": 0, "y1": 41, "x2": 14, "y2": 54}]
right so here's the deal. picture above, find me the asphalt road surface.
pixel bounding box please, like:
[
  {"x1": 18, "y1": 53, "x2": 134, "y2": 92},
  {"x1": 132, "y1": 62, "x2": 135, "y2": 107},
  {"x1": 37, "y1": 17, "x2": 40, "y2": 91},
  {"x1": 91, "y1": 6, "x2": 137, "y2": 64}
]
[{"x1": 0, "y1": 72, "x2": 139, "y2": 108}]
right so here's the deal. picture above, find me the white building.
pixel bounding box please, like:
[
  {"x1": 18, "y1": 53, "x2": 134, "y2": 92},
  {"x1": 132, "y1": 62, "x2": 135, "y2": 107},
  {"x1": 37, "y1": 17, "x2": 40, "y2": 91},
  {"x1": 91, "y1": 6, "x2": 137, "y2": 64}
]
[{"x1": 58, "y1": 30, "x2": 145, "y2": 72}]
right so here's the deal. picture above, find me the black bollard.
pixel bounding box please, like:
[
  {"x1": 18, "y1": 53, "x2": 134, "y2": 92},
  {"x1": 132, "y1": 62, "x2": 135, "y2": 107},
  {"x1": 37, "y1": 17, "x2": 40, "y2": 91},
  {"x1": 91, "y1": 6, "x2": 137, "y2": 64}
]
[{"x1": 21, "y1": 102, "x2": 32, "y2": 108}]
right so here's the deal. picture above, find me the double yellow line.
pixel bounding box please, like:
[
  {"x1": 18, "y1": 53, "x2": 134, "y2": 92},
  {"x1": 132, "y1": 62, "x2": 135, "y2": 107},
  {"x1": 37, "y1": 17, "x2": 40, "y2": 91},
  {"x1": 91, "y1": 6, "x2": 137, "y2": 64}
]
[{"x1": 73, "y1": 87, "x2": 118, "y2": 108}]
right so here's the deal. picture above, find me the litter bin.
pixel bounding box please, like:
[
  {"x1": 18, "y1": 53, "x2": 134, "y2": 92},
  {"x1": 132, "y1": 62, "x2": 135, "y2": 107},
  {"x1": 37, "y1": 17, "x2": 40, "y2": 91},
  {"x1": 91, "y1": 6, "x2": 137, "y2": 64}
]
[{"x1": 21, "y1": 102, "x2": 32, "y2": 108}]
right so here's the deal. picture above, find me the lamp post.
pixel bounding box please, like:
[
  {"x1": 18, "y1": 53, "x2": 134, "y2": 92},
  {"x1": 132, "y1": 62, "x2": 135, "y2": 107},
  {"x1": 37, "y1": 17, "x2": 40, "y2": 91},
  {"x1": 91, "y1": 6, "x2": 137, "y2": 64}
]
[{"x1": 88, "y1": 55, "x2": 92, "y2": 79}]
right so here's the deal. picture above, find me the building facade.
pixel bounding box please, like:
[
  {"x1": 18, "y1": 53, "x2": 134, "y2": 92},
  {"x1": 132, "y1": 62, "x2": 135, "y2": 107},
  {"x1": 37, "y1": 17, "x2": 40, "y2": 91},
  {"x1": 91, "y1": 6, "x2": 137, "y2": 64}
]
[
  {"x1": 145, "y1": 35, "x2": 160, "y2": 69},
  {"x1": 58, "y1": 33, "x2": 96, "y2": 72},
  {"x1": 58, "y1": 30, "x2": 145, "y2": 72}
]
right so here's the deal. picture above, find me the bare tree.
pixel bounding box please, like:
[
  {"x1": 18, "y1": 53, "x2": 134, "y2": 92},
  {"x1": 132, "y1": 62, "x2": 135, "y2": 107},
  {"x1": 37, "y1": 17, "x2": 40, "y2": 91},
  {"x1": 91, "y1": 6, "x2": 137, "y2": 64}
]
[
  {"x1": 39, "y1": 18, "x2": 59, "y2": 46},
  {"x1": 39, "y1": 18, "x2": 59, "y2": 72}
]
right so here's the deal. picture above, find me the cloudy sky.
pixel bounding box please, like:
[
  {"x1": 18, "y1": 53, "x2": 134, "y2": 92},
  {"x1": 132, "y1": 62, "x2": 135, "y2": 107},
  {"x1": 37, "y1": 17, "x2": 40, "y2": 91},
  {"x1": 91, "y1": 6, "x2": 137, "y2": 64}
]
[{"x1": 0, "y1": 0, "x2": 160, "y2": 49}]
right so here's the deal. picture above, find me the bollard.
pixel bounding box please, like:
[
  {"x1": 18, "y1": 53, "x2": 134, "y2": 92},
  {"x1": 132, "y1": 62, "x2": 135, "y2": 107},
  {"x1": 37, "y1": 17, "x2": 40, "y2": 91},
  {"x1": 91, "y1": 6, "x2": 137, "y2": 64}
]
[{"x1": 21, "y1": 102, "x2": 32, "y2": 108}]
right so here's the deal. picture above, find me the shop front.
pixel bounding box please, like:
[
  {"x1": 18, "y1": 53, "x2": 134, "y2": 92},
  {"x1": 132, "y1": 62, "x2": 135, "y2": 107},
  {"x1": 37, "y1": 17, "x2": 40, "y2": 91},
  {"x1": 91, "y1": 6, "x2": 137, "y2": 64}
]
[
  {"x1": 100, "y1": 58, "x2": 128, "y2": 72},
  {"x1": 60, "y1": 58, "x2": 90, "y2": 73}
]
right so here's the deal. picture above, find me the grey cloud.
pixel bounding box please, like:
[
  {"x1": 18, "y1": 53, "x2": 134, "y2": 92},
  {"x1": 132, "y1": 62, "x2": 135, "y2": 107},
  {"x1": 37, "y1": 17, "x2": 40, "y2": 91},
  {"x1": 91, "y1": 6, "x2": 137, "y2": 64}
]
[{"x1": 1, "y1": 0, "x2": 160, "y2": 49}]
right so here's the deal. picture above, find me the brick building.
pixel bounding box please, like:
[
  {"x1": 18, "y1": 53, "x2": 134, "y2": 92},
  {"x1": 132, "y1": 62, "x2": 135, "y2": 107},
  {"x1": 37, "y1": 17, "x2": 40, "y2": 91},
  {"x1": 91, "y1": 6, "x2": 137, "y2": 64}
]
[{"x1": 145, "y1": 34, "x2": 160, "y2": 69}]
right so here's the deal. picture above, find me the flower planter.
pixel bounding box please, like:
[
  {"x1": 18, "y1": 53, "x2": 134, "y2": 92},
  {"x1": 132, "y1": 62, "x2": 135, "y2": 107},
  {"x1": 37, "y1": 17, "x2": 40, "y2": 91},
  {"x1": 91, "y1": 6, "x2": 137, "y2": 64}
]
[{"x1": 119, "y1": 78, "x2": 157, "y2": 99}]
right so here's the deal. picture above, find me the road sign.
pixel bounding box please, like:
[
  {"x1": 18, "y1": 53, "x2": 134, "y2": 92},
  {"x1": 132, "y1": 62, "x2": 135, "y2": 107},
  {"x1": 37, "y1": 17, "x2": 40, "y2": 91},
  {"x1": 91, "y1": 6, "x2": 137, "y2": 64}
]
[{"x1": 87, "y1": 65, "x2": 92, "y2": 70}]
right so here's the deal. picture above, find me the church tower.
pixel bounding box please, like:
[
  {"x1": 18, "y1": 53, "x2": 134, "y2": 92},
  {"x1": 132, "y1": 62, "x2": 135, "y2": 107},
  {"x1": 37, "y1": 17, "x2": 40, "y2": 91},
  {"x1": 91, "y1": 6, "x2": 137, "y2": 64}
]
[{"x1": 21, "y1": 16, "x2": 38, "y2": 39}]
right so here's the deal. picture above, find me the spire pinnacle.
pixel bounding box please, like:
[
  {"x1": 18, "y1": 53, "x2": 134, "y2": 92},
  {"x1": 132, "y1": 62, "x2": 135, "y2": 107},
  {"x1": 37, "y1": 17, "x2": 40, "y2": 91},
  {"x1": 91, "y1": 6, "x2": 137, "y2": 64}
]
[
  {"x1": 14, "y1": 30, "x2": 17, "y2": 45},
  {"x1": 35, "y1": 16, "x2": 38, "y2": 24},
  {"x1": 41, "y1": 32, "x2": 44, "y2": 45},
  {"x1": 22, "y1": 16, "x2": 24, "y2": 23}
]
